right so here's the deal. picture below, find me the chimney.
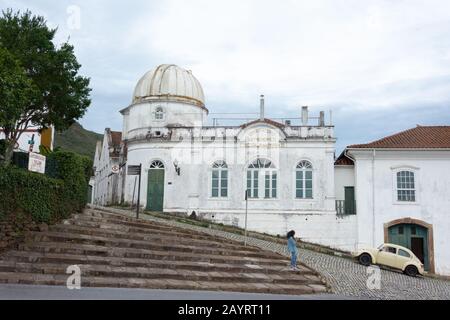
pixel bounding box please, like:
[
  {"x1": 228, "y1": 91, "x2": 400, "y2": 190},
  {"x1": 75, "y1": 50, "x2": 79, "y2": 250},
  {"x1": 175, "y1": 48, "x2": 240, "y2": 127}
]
[
  {"x1": 301, "y1": 106, "x2": 308, "y2": 125},
  {"x1": 319, "y1": 111, "x2": 325, "y2": 127},
  {"x1": 260, "y1": 95, "x2": 265, "y2": 121}
]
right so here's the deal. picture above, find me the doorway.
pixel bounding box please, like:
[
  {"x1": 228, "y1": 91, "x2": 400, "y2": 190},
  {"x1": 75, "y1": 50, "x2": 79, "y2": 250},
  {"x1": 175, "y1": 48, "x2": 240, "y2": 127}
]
[
  {"x1": 146, "y1": 160, "x2": 165, "y2": 212},
  {"x1": 387, "y1": 223, "x2": 430, "y2": 271}
]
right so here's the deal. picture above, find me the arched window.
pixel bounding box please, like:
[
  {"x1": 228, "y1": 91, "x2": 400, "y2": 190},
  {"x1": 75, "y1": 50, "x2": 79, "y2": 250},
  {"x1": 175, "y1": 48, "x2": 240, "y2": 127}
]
[
  {"x1": 296, "y1": 160, "x2": 313, "y2": 199},
  {"x1": 211, "y1": 161, "x2": 228, "y2": 198},
  {"x1": 150, "y1": 160, "x2": 165, "y2": 169},
  {"x1": 247, "y1": 158, "x2": 277, "y2": 199},
  {"x1": 396, "y1": 171, "x2": 415, "y2": 201},
  {"x1": 155, "y1": 107, "x2": 164, "y2": 120}
]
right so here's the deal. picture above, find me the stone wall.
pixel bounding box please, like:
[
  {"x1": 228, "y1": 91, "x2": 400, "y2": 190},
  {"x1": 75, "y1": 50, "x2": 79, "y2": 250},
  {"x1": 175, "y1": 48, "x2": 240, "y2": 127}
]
[{"x1": 0, "y1": 212, "x2": 47, "y2": 254}]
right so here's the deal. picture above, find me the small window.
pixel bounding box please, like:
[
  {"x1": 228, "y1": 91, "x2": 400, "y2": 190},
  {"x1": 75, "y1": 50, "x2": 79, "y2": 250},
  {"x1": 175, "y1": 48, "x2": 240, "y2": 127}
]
[
  {"x1": 398, "y1": 249, "x2": 410, "y2": 258},
  {"x1": 398, "y1": 226, "x2": 404, "y2": 235},
  {"x1": 155, "y1": 107, "x2": 164, "y2": 120},
  {"x1": 396, "y1": 170, "x2": 416, "y2": 202},
  {"x1": 411, "y1": 226, "x2": 416, "y2": 235}
]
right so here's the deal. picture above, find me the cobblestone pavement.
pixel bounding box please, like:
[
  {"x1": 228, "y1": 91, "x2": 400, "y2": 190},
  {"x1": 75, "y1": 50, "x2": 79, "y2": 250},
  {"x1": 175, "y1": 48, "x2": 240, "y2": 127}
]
[{"x1": 98, "y1": 207, "x2": 450, "y2": 300}]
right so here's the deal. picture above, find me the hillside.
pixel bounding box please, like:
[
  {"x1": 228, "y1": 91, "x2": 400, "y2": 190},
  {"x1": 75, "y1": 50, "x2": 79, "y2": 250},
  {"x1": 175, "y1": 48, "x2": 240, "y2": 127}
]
[{"x1": 54, "y1": 122, "x2": 103, "y2": 159}]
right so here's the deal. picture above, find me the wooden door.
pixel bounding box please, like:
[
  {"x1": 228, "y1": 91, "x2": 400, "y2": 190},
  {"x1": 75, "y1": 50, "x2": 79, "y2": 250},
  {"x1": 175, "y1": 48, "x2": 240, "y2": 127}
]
[
  {"x1": 146, "y1": 169, "x2": 164, "y2": 212},
  {"x1": 411, "y1": 237, "x2": 425, "y2": 264}
]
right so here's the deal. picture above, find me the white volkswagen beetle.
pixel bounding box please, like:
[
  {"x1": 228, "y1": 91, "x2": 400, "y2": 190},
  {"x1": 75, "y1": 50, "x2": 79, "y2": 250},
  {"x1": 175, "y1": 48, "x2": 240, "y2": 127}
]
[{"x1": 354, "y1": 243, "x2": 424, "y2": 277}]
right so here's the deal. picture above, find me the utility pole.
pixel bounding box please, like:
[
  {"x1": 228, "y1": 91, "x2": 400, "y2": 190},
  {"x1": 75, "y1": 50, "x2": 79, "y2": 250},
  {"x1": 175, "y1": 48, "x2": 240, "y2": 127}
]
[
  {"x1": 244, "y1": 189, "x2": 249, "y2": 246},
  {"x1": 128, "y1": 164, "x2": 142, "y2": 220},
  {"x1": 137, "y1": 163, "x2": 142, "y2": 219}
]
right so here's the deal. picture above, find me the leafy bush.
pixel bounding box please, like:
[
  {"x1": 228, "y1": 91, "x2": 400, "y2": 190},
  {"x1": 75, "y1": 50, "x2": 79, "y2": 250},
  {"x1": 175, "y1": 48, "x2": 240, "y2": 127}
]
[
  {"x1": 0, "y1": 166, "x2": 65, "y2": 222},
  {"x1": 45, "y1": 151, "x2": 89, "y2": 212},
  {"x1": 0, "y1": 150, "x2": 91, "y2": 223}
]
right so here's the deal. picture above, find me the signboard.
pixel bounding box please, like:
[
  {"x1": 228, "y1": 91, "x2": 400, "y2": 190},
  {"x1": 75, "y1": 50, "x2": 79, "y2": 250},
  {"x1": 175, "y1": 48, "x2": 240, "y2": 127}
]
[
  {"x1": 28, "y1": 152, "x2": 46, "y2": 174},
  {"x1": 127, "y1": 165, "x2": 141, "y2": 175}
]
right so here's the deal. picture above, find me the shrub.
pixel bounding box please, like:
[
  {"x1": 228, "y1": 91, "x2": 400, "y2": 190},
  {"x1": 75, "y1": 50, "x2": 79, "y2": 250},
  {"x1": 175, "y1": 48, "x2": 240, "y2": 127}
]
[
  {"x1": 0, "y1": 150, "x2": 91, "y2": 223},
  {"x1": 0, "y1": 166, "x2": 66, "y2": 223},
  {"x1": 45, "y1": 151, "x2": 88, "y2": 212}
]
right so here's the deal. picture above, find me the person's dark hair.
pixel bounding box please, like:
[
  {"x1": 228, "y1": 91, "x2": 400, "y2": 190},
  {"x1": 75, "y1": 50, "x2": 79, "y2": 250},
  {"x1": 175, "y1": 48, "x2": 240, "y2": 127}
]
[{"x1": 287, "y1": 230, "x2": 295, "y2": 239}]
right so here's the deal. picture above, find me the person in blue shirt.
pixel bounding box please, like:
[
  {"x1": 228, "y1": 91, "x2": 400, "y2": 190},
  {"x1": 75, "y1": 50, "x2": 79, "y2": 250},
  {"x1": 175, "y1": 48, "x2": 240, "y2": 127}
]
[{"x1": 287, "y1": 230, "x2": 299, "y2": 270}]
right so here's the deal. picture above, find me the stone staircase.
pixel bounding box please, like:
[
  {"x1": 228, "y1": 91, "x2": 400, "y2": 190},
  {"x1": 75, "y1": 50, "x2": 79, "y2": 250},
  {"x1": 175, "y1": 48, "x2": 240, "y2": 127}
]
[{"x1": 0, "y1": 208, "x2": 328, "y2": 295}]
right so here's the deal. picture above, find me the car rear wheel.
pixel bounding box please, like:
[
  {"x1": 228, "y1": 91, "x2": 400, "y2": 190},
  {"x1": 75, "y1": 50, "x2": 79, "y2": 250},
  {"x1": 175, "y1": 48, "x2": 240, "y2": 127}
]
[
  {"x1": 404, "y1": 265, "x2": 418, "y2": 277},
  {"x1": 358, "y1": 253, "x2": 372, "y2": 266}
]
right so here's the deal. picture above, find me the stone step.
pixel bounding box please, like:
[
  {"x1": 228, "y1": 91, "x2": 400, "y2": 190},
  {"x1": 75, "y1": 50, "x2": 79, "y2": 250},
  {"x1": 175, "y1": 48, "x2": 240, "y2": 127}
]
[
  {"x1": 72, "y1": 213, "x2": 239, "y2": 244},
  {"x1": 24, "y1": 231, "x2": 278, "y2": 260},
  {"x1": 49, "y1": 223, "x2": 258, "y2": 252},
  {"x1": 4, "y1": 250, "x2": 315, "y2": 276},
  {"x1": 16, "y1": 241, "x2": 289, "y2": 266},
  {"x1": 0, "y1": 271, "x2": 326, "y2": 295},
  {"x1": 84, "y1": 209, "x2": 216, "y2": 236},
  {"x1": 0, "y1": 261, "x2": 322, "y2": 286}
]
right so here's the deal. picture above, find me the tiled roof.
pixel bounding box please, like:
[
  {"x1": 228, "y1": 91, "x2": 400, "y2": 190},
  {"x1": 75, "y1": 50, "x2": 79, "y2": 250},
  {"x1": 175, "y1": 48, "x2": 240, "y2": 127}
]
[
  {"x1": 110, "y1": 131, "x2": 122, "y2": 147},
  {"x1": 348, "y1": 126, "x2": 450, "y2": 149},
  {"x1": 334, "y1": 152, "x2": 354, "y2": 165}
]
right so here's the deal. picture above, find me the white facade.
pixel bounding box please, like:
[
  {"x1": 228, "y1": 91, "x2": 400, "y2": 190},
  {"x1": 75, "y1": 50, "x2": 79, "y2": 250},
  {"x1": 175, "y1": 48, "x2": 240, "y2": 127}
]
[
  {"x1": 93, "y1": 63, "x2": 450, "y2": 275},
  {"x1": 92, "y1": 129, "x2": 121, "y2": 206},
  {"x1": 0, "y1": 126, "x2": 54, "y2": 153},
  {"x1": 347, "y1": 148, "x2": 450, "y2": 275}
]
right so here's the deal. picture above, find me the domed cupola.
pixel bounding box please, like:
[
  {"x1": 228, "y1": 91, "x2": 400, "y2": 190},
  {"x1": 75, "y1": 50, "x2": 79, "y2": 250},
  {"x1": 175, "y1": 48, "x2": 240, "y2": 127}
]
[{"x1": 132, "y1": 64, "x2": 206, "y2": 111}]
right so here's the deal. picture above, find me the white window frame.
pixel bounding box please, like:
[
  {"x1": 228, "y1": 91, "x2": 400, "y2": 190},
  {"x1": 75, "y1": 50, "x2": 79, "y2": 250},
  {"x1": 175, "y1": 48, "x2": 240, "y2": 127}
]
[
  {"x1": 154, "y1": 106, "x2": 165, "y2": 121},
  {"x1": 211, "y1": 161, "x2": 228, "y2": 199},
  {"x1": 391, "y1": 166, "x2": 420, "y2": 205},
  {"x1": 246, "y1": 158, "x2": 277, "y2": 200},
  {"x1": 295, "y1": 160, "x2": 313, "y2": 199}
]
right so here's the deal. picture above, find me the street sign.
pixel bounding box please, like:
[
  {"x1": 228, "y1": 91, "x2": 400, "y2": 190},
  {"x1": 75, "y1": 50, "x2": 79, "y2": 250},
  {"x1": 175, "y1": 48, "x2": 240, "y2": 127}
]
[
  {"x1": 28, "y1": 152, "x2": 46, "y2": 174},
  {"x1": 127, "y1": 165, "x2": 141, "y2": 175}
]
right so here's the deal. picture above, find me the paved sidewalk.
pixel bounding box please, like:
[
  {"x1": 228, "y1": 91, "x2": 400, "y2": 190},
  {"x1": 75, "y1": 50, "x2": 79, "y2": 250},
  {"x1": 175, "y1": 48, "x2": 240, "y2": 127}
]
[{"x1": 94, "y1": 206, "x2": 450, "y2": 300}]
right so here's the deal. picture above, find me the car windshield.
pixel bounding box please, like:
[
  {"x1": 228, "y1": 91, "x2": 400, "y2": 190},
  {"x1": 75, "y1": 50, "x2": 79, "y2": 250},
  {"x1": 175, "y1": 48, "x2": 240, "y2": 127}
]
[{"x1": 377, "y1": 244, "x2": 384, "y2": 250}]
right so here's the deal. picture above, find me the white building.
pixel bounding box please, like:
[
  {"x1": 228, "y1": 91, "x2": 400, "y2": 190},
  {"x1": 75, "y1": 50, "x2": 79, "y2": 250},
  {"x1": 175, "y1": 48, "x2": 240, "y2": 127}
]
[
  {"x1": 92, "y1": 128, "x2": 122, "y2": 206},
  {"x1": 336, "y1": 126, "x2": 450, "y2": 275},
  {"x1": 0, "y1": 126, "x2": 54, "y2": 154},
  {"x1": 93, "y1": 64, "x2": 450, "y2": 275}
]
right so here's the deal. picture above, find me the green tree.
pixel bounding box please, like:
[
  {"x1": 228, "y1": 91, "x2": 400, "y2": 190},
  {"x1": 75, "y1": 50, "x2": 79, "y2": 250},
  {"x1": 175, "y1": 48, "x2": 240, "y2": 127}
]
[{"x1": 0, "y1": 9, "x2": 91, "y2": 165}]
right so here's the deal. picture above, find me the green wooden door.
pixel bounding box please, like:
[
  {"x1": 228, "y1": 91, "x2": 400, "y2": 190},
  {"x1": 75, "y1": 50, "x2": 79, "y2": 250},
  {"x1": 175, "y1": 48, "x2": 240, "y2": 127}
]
[
  {"x1": 146, "y1": 169, "x2": 164, "y2": 212},
  {"x1": 344, "y1": 187, "x2": 355, "y2": 215},
  {"x1": 388, "y1": 224, "x2": 429, "y2": 271}
]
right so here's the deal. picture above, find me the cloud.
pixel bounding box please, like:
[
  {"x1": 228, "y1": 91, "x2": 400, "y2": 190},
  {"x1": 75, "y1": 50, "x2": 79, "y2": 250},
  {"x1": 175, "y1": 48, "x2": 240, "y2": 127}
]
[{"x1": 3, "y1": 0, "x2": 450, "y2": 151}]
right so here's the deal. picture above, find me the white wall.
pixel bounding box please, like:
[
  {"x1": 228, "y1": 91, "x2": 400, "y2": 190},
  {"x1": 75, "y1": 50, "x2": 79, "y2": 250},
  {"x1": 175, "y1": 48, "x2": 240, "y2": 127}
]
[
  {"x1": 0, "y1": 129, "x2": 42, "y2": 153},
  {"x1": 124, "y1": 101, "x2": 207, "y2": 141},
  {"x1": 349, "y1": 149, "x2": 450, "y2": 275},
  {"x1": 334, "y1": 165, "x2": 355, "y2": 200},
  {"x1": 93, "y1": 132, "x2": 120, "y2": 206},
  {"x1": 204, "y1": 211, "x2": 357, "y2": 252},
  {"x1": 125, "y1": 128, "x2": 337, "y2": 214}
]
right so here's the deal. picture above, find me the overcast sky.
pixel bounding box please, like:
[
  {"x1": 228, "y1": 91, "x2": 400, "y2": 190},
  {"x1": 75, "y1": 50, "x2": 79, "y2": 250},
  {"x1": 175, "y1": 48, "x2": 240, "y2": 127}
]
[{"x1": 3, "y1": 0, "x2": 450, "y2": 152}]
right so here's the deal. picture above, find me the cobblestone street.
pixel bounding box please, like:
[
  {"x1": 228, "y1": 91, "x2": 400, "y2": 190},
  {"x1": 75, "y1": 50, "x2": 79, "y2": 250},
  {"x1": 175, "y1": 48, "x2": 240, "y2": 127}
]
[{"x1": 102, "y1": 207, "x2": 450, "y2": 300}]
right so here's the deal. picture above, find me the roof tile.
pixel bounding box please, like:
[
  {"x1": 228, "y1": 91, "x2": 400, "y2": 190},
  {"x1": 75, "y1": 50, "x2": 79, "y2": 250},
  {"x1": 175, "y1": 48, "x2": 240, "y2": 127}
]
[{"x1": 348, "y1": 126, "x2": 450, "y2": 149}]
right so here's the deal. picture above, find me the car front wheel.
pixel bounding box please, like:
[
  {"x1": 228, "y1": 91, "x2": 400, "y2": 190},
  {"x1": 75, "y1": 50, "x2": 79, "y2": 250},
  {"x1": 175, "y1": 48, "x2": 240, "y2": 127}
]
[
  {"x1": 358, "y1": 253, "x2": 372, "y2": 266},
  {"x1": 404, "y1": 265, "x2": 418, "y2": 277}
]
